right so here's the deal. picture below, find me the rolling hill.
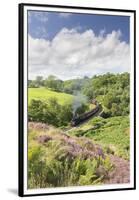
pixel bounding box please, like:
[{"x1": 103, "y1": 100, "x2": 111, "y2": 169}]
[{"x1": 28, "y1": 88, "x2": 74, "y2": 105}]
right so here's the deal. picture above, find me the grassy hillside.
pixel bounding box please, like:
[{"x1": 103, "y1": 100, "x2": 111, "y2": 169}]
[
  {"x1": 28, "y1": 88, "x2": 73, "y2": 105},
  {"x1": 70, "y1": 116, "x2": 130, "y2": 160},
  {"x1": 28, "y1": 123, "x2": 114, "y2": 189}
]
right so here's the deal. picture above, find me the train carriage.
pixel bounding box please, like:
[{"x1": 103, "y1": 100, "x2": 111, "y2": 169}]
[{"x1": 71, "y1": 101, "x2": 100, "y2": 126}]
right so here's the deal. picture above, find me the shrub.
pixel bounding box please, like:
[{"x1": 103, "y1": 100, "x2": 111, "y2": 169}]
[
  {"x1": 28, "y1": 129, "x2": 114, "y2": 188},
  {"x1": 28, "y1": 99, "x2": 73, "y2": 127}
]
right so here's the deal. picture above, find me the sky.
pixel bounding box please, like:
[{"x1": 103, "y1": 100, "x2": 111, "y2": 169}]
[{"x1": 28, "y1": 10, "x2": 130, "y2": 80}]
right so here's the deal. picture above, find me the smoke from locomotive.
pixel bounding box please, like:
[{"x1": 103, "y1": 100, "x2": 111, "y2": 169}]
[
  {"x1": 72, "y1": 92, "x2": 88, "y2": 115},
  {"x1": 71, "y1": 100, "x2": 101, "y2": 126}
]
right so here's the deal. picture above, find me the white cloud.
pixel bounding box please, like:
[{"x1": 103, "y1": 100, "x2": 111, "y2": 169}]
[
  {"x1": 28, "y1": 28, "x2": 130, "y2": 80},
  {"x1": 59, "y1": 13, "x2": 72, "y2": 18}
]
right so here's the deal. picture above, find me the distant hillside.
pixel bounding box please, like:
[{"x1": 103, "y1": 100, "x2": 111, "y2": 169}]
[{"x1": 28, "y1": 73, "x2": 130, "y2": 117}]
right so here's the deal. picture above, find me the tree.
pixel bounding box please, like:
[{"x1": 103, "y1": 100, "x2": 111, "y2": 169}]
[
  {"x1": 45, "y1": 75, "x2": 63, "y2": 91},
  {"x1": 28, "y1": 98, "x2": 73, "y2": 127},
  {"x1": 103, "y1": 94, "x2": 114, "y2": 109},
  {"x1": 83, "y1": 87, "x2": 94, "y2": 100},
  {"x1": 28, "y1": 100, "x2": 47, "y2": 122},
  {"x1": 28, "y1": 80, "x2": 38, "y2": 88},
  {"x1": 35, "y1": 76, "x2": 43, "y2": 87}
]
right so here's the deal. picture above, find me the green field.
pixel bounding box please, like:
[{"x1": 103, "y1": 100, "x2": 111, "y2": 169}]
[{"x1": 28, "y1": 88, "x2": 73, "y2": 105}]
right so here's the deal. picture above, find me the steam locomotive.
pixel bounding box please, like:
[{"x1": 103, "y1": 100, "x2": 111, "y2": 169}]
[{"x1": 71, "y1": 103, "x2": 100, "y2": 126}]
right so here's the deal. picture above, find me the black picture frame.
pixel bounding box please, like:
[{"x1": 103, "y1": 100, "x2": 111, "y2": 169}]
[{"x1": 18, "y1": 3, "x2": 136, "y2": 197}]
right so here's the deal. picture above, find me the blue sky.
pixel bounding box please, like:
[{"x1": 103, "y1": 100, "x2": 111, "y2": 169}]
[
  {"x1": 28, "y1": 10, "x2": 129, "y2": 43},
  {"x1": 28, "y1": 10, "x2": 130, "y2": 80}
]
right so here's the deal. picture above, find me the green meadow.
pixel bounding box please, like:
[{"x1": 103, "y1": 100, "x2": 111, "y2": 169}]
[{"x1": 28, "y1": 88, "x2": 73, "y2": 105}]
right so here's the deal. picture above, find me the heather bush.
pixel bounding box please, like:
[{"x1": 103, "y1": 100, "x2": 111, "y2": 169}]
[{"x1": 28, "y1": 129, "x2": 113, "y2": 189}]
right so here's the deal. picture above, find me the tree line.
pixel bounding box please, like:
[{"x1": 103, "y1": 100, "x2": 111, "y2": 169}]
[{"x1": 28, "y1": 72, "x2": 130, "y2": 124}]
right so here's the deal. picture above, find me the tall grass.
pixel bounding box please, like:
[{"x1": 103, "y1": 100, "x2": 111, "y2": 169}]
[{"x1": 28, "y1": 127, "x2": 113, "y2": 189}]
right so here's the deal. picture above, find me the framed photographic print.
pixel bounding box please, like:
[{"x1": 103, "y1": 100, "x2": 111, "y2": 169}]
[{"x1": 18, "y1": 3, "x2": 136, "y2": 197}]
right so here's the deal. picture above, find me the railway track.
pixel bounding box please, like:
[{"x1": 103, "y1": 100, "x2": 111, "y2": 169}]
[{"x1": 65, "y1": 104, "x2": 103, "y2": 133}]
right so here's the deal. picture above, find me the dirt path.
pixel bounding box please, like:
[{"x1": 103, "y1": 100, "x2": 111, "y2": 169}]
[{"x1": 105, "y1": 155, "x2": 130, "y2": 184}]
